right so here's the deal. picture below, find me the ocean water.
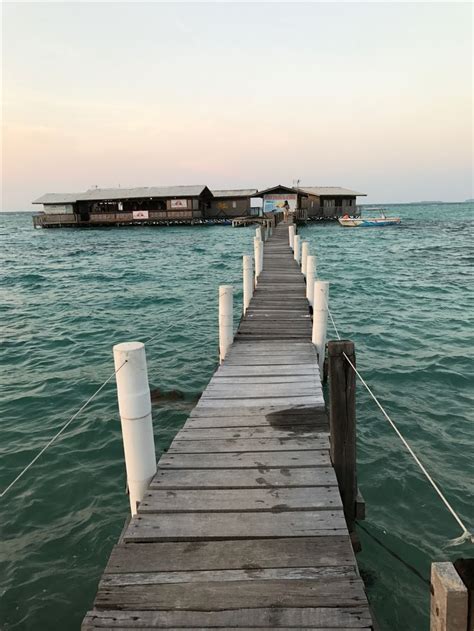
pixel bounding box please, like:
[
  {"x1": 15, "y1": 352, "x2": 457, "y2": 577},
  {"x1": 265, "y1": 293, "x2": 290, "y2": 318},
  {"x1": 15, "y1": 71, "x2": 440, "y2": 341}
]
[{"x1": 0, "y1": 204, "x2": 472, "y2": 631}]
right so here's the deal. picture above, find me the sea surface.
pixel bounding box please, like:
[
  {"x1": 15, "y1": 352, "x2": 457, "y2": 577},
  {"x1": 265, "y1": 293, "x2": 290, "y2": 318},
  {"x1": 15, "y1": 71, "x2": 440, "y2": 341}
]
[{"x1": 0, "y1": 204, "x2": 473, "y2": 631}]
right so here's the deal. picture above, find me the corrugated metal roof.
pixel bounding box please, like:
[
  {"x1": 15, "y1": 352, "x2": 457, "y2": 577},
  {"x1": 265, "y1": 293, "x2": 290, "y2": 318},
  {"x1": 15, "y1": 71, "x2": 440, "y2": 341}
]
[
  {"x1": 211, "y1": 189, "x2": 258, "y2": 198},
  {"x1": 33, "y1": 185, "x2": 209, "y2": 204},
  {"x1": 299, "y1": 187, "x2": 366, "y2": 197},
  {"x1": 33, "y1": 192, "x2": 83, "y2": 204}
]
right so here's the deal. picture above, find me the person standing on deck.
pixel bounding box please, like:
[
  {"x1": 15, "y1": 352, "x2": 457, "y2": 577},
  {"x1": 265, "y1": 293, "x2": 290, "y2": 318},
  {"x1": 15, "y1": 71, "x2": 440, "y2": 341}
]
[{"x1": 283, "y1": 200, "x2": 290, "y2": 221}]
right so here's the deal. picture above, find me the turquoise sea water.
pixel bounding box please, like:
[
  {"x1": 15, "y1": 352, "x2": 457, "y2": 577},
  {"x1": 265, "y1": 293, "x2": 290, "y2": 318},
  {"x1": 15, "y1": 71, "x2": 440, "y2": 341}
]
[{"x1": 1, "y1": 204, "x2": 473, "y2": 630}]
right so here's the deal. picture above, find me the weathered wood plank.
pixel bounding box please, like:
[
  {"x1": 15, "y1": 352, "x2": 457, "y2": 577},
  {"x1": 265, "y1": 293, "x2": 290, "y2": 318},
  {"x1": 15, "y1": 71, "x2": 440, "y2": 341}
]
[
  {"x1": 123, "y1": 510, "x2": 347, "y2": 542},
  {"x1": 167, "y1": 436, "x2": 329, "y2": 453},
  {"x1": 178, "y1": 427, "x2": 321, "y2": 440},
  {"x1": 82, "y1": 607, "x2": 373, "y2": 628},
  {"x1": 150, "y1": 467, "x2": 337, "y2": 489},
  {"x1": 195, "y1": 396, "x2": 323, "y2": 407},
  {"x1": 139, "y1": 487, "x2": 342, "y2": 513},
  {"x1": 95, "y1": 577, "x2": 366, "y2": 610},
  {"x1": 105, "y1": 536, "x2": 356, "y2": 574},
  {"x1": 100, "y1": 565, "x2": 356, "y2": 587},
  {"x1": 158, "y1": 450, "x2": 331, "y2": 469}
]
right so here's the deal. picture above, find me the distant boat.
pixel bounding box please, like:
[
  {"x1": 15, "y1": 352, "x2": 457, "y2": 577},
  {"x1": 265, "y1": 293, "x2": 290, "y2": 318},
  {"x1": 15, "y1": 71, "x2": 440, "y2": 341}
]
[{"x1": 338, "y1": 207, "x2": 401, "y2": 227}]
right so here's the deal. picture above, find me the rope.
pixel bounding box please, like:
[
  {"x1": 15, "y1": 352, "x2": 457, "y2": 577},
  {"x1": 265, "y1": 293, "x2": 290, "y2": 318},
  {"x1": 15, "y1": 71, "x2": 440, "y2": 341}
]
[
  {"x1": 325, "y1": 303, "x2": 473, "y2": 546},
  {"x1": 0, "y1": 360, "x2": 127, "y2": 498}
]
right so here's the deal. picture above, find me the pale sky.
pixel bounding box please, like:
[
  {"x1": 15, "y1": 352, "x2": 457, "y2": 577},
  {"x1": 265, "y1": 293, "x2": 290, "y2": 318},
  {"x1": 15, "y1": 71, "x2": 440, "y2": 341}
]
[{"x1": 2, "y1": 1, "x2": 473, "y2": 210}]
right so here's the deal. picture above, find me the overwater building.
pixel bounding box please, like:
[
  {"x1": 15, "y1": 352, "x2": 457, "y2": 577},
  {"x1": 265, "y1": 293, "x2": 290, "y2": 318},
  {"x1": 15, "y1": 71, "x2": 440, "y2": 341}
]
[{"x1": 32, "y1": 183, "x2": 366, "y2": 227}]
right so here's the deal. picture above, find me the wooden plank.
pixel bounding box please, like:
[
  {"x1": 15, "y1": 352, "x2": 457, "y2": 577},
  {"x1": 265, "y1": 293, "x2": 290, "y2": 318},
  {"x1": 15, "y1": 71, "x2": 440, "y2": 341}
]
[
  {"x1": 183, "y1": 415, "x2": 328, "y2": 429},
  {"x1": 178, "y1": 427, "x2": 321, "y2": 440},
  {"x1": 150, "y1": 467, "x2": 337, "y2": 489},
  {"x1": 123, "y1": 510, "x2": 347, "y2": 542},
  {"x1": 104, "y1": 536, "x2": 356, "y2": 574},
  {"x1": 159, "y1": 450, "x2": 331, "y2": 469},
  {"x1": 139, "y1": 487, "x2": 343, "y2": 513},
  {"x1": 82, "y1": 607, "x2": 373, "y2": 628},
  {"x1": 95, "y1": 577, "x2": 366, "y2": 610},
  {"x1": 100, "y1": 565, "x2": 356, "y2": 587},
  {"x1": 167, "y1": 436, "x2": 329, "y2": 453},
  {"x1": 190, "y1": 404, "x2": 324, "y2": 417},
  {"x1": 195, "y1": 396, "x2": 323, "y2": 407}
]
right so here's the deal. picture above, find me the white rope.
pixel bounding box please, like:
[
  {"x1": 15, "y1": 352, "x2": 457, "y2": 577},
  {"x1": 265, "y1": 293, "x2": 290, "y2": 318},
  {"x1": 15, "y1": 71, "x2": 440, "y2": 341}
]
[
  {"x1": 0, "y1": 360, "x2": 128, "y2": 498},
  {"x1": 326, "y1": 304, "x2": 473, "y2": 545}
]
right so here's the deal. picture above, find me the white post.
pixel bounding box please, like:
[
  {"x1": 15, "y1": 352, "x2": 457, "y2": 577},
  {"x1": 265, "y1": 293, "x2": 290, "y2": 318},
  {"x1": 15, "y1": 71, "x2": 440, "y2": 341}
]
[
  {"x1": 293, "y1": 234, "x2": 301, "y2": 264},
  {"x1": 219, "y1": 285, "x2": 233, "y2": 363},
  {"x1": 306, "y1": 255, "x2": 316, "y2": 306},
  {"x1": 255, "y1": 226, "x2": 262, "y2": 241},
  {"x1": 301, "y1": 241, "x2": 308, "y2": 276},
  {"x1": 254, "y1": 237, "x2": 263, "y2": 281},
  {"x1": 312, "y1": 280, "x2": 329, "y2": 375},
  {"x1": 243, "y1": 255, "x2": 253, "y2": 315},
  {"x1": 113, "y1": 341, "x2": 156, "y2": 517},
  {"x1": 288, "y1": 225, "x2": 295, "y2": 250}
]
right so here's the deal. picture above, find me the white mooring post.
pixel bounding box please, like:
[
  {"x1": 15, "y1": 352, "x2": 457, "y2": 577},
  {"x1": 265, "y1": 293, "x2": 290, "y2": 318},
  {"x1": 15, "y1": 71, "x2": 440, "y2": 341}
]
[
  {"x1": 301, "y1": 241, "x2": 308, "y2": 275},
  {"x1": 306, "y1": 255, "x2": 316, "y2": 306},
  {"x1": 293, "y1": 234, "x2": 301, "y2": 264},
  {"x1": 312, "y1": 280, "x2": 329, "y2": 375},
  {"x1": 255, "y1": 226, "x2": 262, "y2": 241},
  {"x1": 288, "y1": 225, "x2": 295, "y2": 250},
  {"x1": 113, "y1": 341, "x2": 157, "y2": 517},
  {"x1": 219, "y1": 285, "x2": 234, "y2": 363},
  {"x1": 254, "y1": 237, "x2": 263, "y2": 282},
  {"x1": 243, "y1": 255, "x2": 253, "y2": 315}
]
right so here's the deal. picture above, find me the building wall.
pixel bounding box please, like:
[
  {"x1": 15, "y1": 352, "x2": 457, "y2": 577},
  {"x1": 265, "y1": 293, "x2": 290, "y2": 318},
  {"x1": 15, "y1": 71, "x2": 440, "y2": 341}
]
[
  {"x1": 208, "y1": 197, "x2": 250, "y2": 218},
  {"x1": 43, "y1": 203, "x2": 74, "y2": 214}
]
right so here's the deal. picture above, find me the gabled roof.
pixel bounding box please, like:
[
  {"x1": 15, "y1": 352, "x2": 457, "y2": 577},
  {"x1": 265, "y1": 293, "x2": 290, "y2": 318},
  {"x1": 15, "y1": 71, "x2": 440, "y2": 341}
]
[
  {"x1": 33, "y1": 185, "x2": 211, "y2": 204},
  {"x1": 299, "y1": 186, "x2": 366, "y2": 197},
  {"x1": 211, "y1": 189, "x2": 258, "y2": 198},
  {"x1": 255, "y1": 184, "x2": 303, "y2": 196},
  {"x1": 33, "y1": 192, "x2": 83, "y2": 204}
]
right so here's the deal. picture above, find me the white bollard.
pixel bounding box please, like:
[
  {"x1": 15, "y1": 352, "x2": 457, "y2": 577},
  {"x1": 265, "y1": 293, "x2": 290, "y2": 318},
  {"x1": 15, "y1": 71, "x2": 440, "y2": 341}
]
[
  {"x1": 219, "y1": 285, "x2": 233, "y2": 363},
  {"x1": 301, "y1": 241, "x2": 308, "y2": 276},
  {"x1": 254, "y1": 237, "x2": 263, "y2": 281},
  {"x1": 113, "y1": 341, "x2": 156, "y2": 517},
  {"x1": 288, "y1": 225, "x2": 295, "y2": 250},
  {"x1": 306, "y1": 255, "x2": 316, "y2": 306},
  {"x1": 293, "y1": 234, "x2": 301, "y2": 264},
  {"x1": 243, "y1": 255, "x2": 253, "y2": 315},
  {"x1": 312, "y1": 280, "x2": 329, "y2": 375},
  {"x1": 255, "y1": 226, "x2": 262, "y2": 241}
]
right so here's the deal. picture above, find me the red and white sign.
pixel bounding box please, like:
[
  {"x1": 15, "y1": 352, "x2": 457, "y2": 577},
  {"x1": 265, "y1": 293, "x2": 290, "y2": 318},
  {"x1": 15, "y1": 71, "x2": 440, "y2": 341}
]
[
  {"x1": 133, "y1": 210, "x2": 149, "y2": 220},
  {"x1": 170, "y1": 199, "x2": 188, "y2": 209}
]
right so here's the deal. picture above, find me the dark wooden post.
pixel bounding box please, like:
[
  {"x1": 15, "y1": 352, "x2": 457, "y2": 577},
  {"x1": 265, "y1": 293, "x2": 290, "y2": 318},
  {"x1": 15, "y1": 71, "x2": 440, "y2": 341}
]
[{"x1": 328, "y1": 339, "x2": 357, "y2": 532}]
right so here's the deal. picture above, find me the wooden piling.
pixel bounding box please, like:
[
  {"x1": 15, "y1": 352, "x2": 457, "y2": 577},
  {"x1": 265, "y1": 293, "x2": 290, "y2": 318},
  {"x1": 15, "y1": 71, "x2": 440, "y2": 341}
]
[
  {"x1": 431, "y1": 562, "x2": 468, "y2": 631},
  {"x1": 328, "y1": 339, "x2": 357, "y2": 532}
]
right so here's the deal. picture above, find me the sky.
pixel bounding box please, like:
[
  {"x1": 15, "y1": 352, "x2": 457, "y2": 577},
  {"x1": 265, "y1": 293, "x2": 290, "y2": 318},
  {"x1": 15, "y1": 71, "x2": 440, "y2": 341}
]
[{"x1": 2, "y1": 1, "x2": 473, "y2": 210}]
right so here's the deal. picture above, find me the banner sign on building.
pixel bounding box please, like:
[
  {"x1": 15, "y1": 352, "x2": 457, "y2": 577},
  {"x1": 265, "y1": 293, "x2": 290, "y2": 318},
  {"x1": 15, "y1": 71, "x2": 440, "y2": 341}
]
[
  {"x1": 133, "y1": 210, "x2": 149, "y2": 220},
  {"x1": 250, "y1": 197, "x2": 263, "y2": 208},
  {"x1": 170, "y1": 199, "x2": 188, "y2": 209},
  {"x1": 263, "y1": 194, "x2": 297, "y2": 213}
]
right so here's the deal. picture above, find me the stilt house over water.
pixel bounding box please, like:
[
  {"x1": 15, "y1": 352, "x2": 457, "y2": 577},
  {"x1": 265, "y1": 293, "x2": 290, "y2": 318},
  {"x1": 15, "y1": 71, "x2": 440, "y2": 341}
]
[{"x1": 32, "y1": 183, "x2": 366, "y2": 228}]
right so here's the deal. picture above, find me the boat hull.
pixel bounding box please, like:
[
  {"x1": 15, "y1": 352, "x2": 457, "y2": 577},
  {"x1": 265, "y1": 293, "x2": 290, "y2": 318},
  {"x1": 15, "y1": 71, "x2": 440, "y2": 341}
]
[{"x1": 338, "y1": 217, "x2": 401, "y2": 227}]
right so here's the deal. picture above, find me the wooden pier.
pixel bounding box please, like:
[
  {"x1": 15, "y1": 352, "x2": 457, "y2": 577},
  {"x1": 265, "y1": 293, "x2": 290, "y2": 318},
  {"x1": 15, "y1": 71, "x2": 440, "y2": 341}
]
[{"x1": 83, "y1": 222, "x2": 373, "y2": 629}]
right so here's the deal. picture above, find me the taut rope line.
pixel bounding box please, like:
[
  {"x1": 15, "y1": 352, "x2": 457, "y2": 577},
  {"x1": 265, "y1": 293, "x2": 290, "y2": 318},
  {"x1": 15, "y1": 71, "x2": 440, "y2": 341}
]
[
  {"x1": 325, "y1": 301, "x2": 472, "y2": 545},
  {"x1": 0, "y1": 360, "x2": 128, "y2": 498}
]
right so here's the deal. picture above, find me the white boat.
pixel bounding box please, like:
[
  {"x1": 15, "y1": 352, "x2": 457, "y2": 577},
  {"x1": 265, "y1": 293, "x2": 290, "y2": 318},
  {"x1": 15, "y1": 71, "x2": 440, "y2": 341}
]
[{"x1": 338, "y1": 208, "x2": 401, "y2": 227}]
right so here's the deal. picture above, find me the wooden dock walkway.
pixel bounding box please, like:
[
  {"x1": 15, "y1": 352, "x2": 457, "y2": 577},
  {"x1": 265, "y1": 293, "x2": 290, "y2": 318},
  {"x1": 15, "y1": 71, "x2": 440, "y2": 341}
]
[{"x1": 83, "y1": 222, "x2": 373, "y2": 629}]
